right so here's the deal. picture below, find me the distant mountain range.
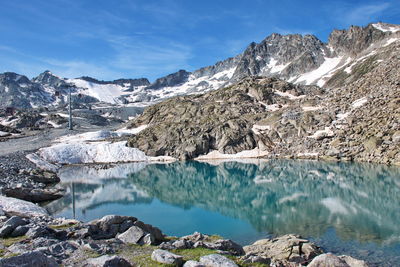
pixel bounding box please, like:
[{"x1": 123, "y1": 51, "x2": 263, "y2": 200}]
[{"x1": 0, "y1": 22, "x2": 399, "y2": 109}]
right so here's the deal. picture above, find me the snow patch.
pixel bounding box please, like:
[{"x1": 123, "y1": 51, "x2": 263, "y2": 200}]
[
  {"x1": 302, "y1": 106, "x2": 322, "y2": 112},
  {"x1": 295, "y1": 56, "x2": 343, "y2": 85},
  {"x1": 308, "y1": 127, "x2": 334, "y2": 139},
  {"x1": 196, "y1": 148, "x2": 269, "y2": 160},
  {"x1": 352, "y1": 97, "x2": 368, "y2": 108},
  {"x1": 384, "y1": 38, "x2": 399, "y2": 47},
  {"x1": 252, "y1": 124, "x2": 271, "y2": 135},
  {"x1": 372, "y1": 23, "x2": 400, "y2": 33},
  {"x1": 37, "y1": 141, "x2": 149, "y2": 164},
  {"x1": 0, "y1": 131, "x2": 10, "y2": 137},
  {"x1": 274, "y1": 90, "x2": 306, "y2": 100}
]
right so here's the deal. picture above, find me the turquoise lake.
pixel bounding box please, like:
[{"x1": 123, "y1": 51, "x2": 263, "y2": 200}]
[{"x1": 46, "y1": 160, "x2": 400, "y2": 266}]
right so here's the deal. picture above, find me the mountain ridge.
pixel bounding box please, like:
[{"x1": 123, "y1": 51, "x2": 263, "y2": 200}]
[{"x1": 0, "y1": 22, "x2": 399, "y2": 108}]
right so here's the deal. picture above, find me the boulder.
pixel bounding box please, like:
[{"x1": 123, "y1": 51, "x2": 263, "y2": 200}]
[
  {"x1": 183, "y1": 260, "x2": 205, "y2": 267},
  {"x1": 3, "y1": 187, "x2": 64, "y2": 203},
  {"x1": 87, "y1": 215, "x2": 137, "y2": 239},
  {"x1": 308, "y1": 253, "x2": 350, "y2": 267},
  {"x1": 243, "y1": 234, "x2": 322, "y2": 265},
  {"x1": 199, "y1": 254, "x2": 238, "y2": 267},
  {"x1": 0, "y1": 196, "x2": 48, "y2": 217},
  {"x1": 0, "y1": 216, "x2": 27, "y2": 237},
  {"x1": 194, "y1": 239, "x2": 244, "y2": 256},
  {"x1": 151, "y1": 249, "x2": 183, "y2": 266},
  {"x1": 339, "y1": 255, "x2": 369, "y2": 267},
  {"x1": 86, "y1": 255, "x2": 132, "y2": 267},
  {"x1": 0, "y1": 251, "x2": 58, "y2": 267},
  {"x1": 10, "y1": 225, "x2": 30, "y2": 237},
  {"x1": 117, "y1": 226, "x2": 146, "y2": 244}
]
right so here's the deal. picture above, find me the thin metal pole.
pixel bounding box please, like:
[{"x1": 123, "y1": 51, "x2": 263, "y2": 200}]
[
  {"x1": 72, "y1": 182, "x2": 76, "y2": 219},
  {"x1": 68, "y1": 87, "x2": 73, "y2": 130}
]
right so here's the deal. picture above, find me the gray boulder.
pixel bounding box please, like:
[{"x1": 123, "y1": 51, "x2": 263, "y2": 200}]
[
  {"x1": 86, "y1": 255, "x2": 132, "y2": 267},
  {"x1": 117, "y1": 226, "x2": 146, "y2": 244},
  {"x1": 199, "y1": 254, "x2": 238, "y2": 267},
  {"x1": 243, "y1": 234, "x2": 322, "y2": 266},
  {"x1": 0, "y1": 216, "x2": 27, "y2": 237},
  {"x1": 151, "y1": 249, "x2": 183, "y2": 266},
  {"x1": 10, "y1": 225, "x2": 30, "y2": 237},
  {"x1": 0, "y1": 196, "x2": 48, "y2": 217},
  {"x1": 308, "y1": 253, "x2": 350, "y2": 267},
  {"x1": 0, "y1": 251, "x2": 58, "y2": 267},
  {"x1": 183, "y1": 260, "x2": 205, "y2": 267}
]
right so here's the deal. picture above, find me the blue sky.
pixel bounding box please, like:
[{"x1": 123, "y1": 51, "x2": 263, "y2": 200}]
[{"x1": 0, "y1": 0, "x2": 399, "y2": 81}]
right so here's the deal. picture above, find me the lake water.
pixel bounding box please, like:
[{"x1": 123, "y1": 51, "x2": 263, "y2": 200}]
[{"x1": 46, "y1": 160, "x2": 400, "y2": 266}]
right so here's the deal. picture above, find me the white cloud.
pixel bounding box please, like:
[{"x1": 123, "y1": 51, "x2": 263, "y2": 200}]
[{"x1": 343, "y1": 3, "x2": 391, "y2": 25}]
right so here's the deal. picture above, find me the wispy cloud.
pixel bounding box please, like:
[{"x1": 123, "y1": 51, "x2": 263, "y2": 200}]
[{"x1": 342, "y1": 2, "x2": 391, "y2": 25}]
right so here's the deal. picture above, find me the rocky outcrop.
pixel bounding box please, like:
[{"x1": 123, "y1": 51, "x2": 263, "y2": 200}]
[
  {"x1": 127, "y1": 77, "x2": 320, "y2": 160},
  {"x1": 242, "y1": 234, "x2": 322, "y2": 266},
  {"x1": 147, "y1": 70, "x2": 190, "y2": 90}
]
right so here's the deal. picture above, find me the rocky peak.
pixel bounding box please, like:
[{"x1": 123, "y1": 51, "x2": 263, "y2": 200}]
[
  {"x1": 147, "y1": 69, "x2": 190, "y2": 90},
  {"x1": 232, "y1": 33, "x2": 328, "y2": 80},
  {"x1": 328, "y1": 24, "x2": 388, "y2": 56},
  {"x1": 32, "y1": 70, "x2": 66, "y2": 87},
  {"x1": 0, "y1": 72, "x2": 31, "y2": 85},
  {"x1": 78, "y1": 76, "x2": 149, "y2": 87}
]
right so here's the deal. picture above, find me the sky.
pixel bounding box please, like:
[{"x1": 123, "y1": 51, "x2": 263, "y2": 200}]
[{"x1": 0, "y1": 0, "x2": 399, "y2": 82}]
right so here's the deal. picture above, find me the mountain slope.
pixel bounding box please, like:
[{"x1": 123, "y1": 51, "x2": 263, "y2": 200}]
[{"x1": 126, "y1": 37, "x2": 400, "y2": 165}]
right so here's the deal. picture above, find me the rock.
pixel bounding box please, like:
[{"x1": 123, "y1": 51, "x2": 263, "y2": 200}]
[
  {"x1": 29, "y1": 170, "x2": 60, "y2": 184},
  {"x1": 0, "y1": 225, "x2": 15, "y2": 238},
  {"x1": 338, "y1": 255, "x2": 369, "y2": 267},
  {"x1": 142, "y1": 233, "x2": 155, "y2": 245},
  {"x1": 86, "y1": 255, "x2": 132, "y2": 267},
  {"x1": 243, "y1": 234, "x2": 322, "y2": 265},
  {"x1": 0, "y1": 216, "x2": 27, "y2": 237},
  {"x1": 151, "y1": 249, "x2": 183, "y2": 266},
  {"x1": 87, "y1": 215, "x2": 137, "y2": 239},
  {"x1": 183, "y1": 260, "x2": 206, "y2": 267},
  {"x1": 26, "y1": 226, "x2": 57, "y2": 239},
  {"x1": 3, "y1": 187, "x2": 64, "y2": 203},
  {"x1": 133, "y1": 220, "x2": 164, "y2": 242},
  {"x1": 0, "y1": 196, "x2": 48, "y2": 217},
  {"x1": 48, "y1": 241, "x2": 79, "y2": 258},
  {"x1": 117, "y1": 226, "x2": 146, "y2": 244},
  {"x1": 308, "y1": 253, "x2": 350, "y2": 267},
  {"x1": 172, "y1": 239, "x2": 193, "y2": 249},
  {"x1": 199, "y1": 254, "x2": 238, "y2": 267},
  {"x1": 10, "y1": 225, "x2": 30, "y2": 237},
  {"x1": 392, "y1": 131, "x2": 400, "y2": 143},
  {"x1": 240, "y1": 254, "x2": 271, "y2": 265},
  {"x1": 0, "y1": 251, "x2": 58, "y2": 267}
]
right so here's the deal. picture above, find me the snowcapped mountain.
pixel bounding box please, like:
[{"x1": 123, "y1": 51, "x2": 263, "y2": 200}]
[
  {"x1": 128, "y1": 22, "x2": 400, "y2": 102},
  {"x1": 0, "y1": 22, "x2": 399, "y2": 109}
]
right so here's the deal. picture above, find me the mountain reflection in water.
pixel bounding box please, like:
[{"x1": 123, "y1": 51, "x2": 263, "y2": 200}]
[{"x1": 47, "y1": 160, "x2": 400, "y2": 266}]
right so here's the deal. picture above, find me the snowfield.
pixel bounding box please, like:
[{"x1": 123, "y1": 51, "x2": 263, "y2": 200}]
[{"x1": 27, "y1": 126, "x2": 174, "y2": 169}]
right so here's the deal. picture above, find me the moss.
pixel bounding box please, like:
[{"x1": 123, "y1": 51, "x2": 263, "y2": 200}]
[
  {"x1": 48, "y1": 223, "x2": 78, "y2": 230},
  {"x1": 84, "y1": 249, "x2": 101, "y2": 259},
  {"x1": 0, "y1": 236, "x2": 28, "y2": 247},
  {"x1": 130, "y1": 254, "x2": 175, "y2": 267}
]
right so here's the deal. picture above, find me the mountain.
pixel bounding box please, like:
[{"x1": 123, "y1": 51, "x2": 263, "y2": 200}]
[
  {"x1": 126, "y1": 23, "x2": 400, "y2": 165},
  {"x1": 0, "y1": 22, "x2": 399, "y2": 109}
]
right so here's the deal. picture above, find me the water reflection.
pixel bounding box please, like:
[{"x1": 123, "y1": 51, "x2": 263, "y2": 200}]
[{"x1": 47, "y1": 160, "x2": 400, "y2": 264}]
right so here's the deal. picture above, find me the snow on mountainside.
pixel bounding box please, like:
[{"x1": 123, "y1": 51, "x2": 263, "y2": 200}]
[{"x1": 0, "y1": 22, "x2": 399, "y2": 109}]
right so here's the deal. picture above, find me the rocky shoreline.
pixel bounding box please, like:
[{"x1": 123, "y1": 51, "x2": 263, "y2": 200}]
[
  {"x1": 0, "y1": 199, "x2": 369, "y2": 267},
  {"x1": 0, "y1": 151, "x2": 372, "y2": 267}
]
